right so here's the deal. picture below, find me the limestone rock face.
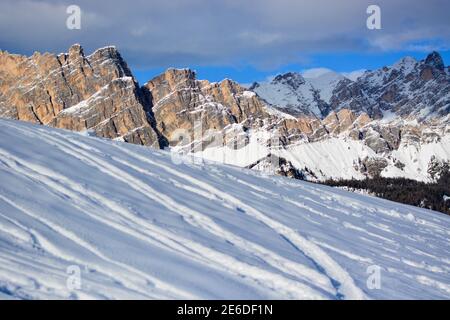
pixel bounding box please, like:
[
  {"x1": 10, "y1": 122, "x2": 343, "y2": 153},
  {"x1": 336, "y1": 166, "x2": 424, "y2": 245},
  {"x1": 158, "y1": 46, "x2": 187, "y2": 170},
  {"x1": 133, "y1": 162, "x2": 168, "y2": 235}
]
[
  {"x1": 144, "y1": 68, "x2": 270, "y2": 146},
  {"x1": 51, "y1": 77, "x2": 160, "y2": 147},
  {"x1": 323, "y1": 109, "x2": 360, "y2": 134},
  {"x1": 354, "y1": 157, "x2": 389, "y2": 178},
  {"x1": 0, "y1": 44, "x2": 159, "y2": 147}
]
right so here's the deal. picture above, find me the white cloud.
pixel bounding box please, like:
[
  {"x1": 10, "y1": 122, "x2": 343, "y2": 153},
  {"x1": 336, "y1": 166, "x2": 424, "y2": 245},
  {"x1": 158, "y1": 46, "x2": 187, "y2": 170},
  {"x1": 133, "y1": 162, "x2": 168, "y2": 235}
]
[
  {"x1": 302, "y1": 68, "x2": 334, "y2": 79},
  {"x1": 0, "y1": 0, "x2": 448, "y2": 70},
  {"x1": 341, "y1": 69, "x2": 366, "y2": 81},
  {"x1": 300, "y1": 68, "x2": 367, "y2": 82}
]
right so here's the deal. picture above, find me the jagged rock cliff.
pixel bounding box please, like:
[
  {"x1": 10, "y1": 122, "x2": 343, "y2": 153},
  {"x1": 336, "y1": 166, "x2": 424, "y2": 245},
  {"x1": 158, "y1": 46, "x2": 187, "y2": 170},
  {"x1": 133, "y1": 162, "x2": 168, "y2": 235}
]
[
  {"x1": 329, "y1": 52, "x2": 450, "y2": 120},
  {"x1": 249, "y1": 70, "x2": 343, "y2": 118},
  {"x1": 144, "y1": 68, "x2": 271, "y2": 147},
  {"x1": 250, "y1": 52, "x2": 449, "y2": 123},
  {"x1": 0, "y1": 44, "x2": 160, "y2": 147}
]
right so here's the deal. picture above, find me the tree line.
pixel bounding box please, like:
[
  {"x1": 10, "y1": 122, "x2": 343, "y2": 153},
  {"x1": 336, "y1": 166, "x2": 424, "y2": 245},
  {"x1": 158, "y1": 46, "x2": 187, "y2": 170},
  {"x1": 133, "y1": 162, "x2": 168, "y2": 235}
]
[{"x1": 322, "y1": 171, "x2": 450, "y2": 215}]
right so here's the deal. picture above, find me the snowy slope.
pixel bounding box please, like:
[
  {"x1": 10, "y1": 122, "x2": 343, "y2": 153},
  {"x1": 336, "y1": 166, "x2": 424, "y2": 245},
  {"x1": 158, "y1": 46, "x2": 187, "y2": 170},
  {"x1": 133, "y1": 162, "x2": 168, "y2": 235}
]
[
  {"x1": 191, "y1": 131, "x2": 450, "y2": 182},
  {"x1": 281, "y1": 135, "x2": 450, "y2": 182},
  {"x1": 303, "y1": 69, "x2": 346, "y2": 103},
  {"x1": 0, "y1": 119, "x2": 449, "y2": 299}
]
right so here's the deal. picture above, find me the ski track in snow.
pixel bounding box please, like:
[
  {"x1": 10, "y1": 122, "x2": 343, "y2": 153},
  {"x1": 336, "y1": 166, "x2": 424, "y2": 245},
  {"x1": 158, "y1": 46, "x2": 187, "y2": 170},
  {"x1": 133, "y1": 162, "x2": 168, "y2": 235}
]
[
  {"x1": 107, "y1": 143, "x2": 364, "y2": 299},
  {"x1": 0, "y1": 118, "x2": 449, "y2": 299}
]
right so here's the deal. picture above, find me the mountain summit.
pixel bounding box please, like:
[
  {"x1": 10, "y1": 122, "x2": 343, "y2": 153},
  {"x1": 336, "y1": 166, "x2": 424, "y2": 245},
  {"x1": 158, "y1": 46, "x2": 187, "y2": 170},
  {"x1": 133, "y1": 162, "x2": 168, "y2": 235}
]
[
  {"x1": 425, "y1": 51, "x2": 445, "y2": 71},
  {"x1": 328, "y1": 52, "x2": 449, "y2": 120},
  {"x1": 249, "y1": 70, "x2": 345, "y2": 117},
  {"x1": 249, "y1": 52, "x2": 449, "y2": 122},
  {"x1": 0, "y1": 44, "x2": 161, "y2": 147}
]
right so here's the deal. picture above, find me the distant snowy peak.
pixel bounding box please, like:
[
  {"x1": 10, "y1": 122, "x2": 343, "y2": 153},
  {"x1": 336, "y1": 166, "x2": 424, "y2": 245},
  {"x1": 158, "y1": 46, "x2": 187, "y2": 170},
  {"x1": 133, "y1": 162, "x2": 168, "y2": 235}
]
[
  {"x1": 330, "y1": 51, "x2": 450, "y2": 121},
  {"x1": 304, "y1": 70, "x2": 346, "y2": 103},
  {"x1": 341, "y1": 69, "x2": 366, "y2": 82},
  {"x1": 302, "y1": 68, "x2": 336, "y2": 79},
  {"x1": 392, "y1": 56, "x2": 418, "y2": 73},
  {"x1": 249, "y1": 70, "x2": 345, "y2": 118},
  {"x1": 271, "y1": 72, "x2": 306, "y2": 89},
  {"x1": 248, "y1": 51, "x2": 448, "y2": 122}
]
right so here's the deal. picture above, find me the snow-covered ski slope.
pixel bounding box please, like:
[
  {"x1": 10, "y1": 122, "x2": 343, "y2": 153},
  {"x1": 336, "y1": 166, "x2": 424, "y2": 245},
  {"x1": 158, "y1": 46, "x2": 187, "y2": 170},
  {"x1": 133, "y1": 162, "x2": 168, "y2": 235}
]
[{"x1": 0, "y1": 119, "x2": 449, "y2": 300}]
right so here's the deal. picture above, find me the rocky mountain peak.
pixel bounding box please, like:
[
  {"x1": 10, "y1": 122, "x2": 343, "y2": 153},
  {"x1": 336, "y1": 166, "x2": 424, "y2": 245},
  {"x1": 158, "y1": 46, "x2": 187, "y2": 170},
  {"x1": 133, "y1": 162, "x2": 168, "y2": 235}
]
[
  {"x1": 164, "y1": 67, "x2": 196, "y2": 82},
  {"x1": 328, "y1": 51, "x2": 449, "y2": 121},
  {"x1": 145, "y1": 68, "x2": 196, "y2": 94},
  {"x1": 143, "y1": 67, "x2": 270, "y2": 146},
  {"x1": 68, "y1": 43, "x2": 84, "y2": 60},
  {"x1": 424, "y1": 51, "x2": 445, "y2": 71},
  {"x1": 90, "y1": 45, "x2": 133, "y2": 78},
  {"x1": 392, "y1": 56, "x2": 417, "y2": 73},
  {"x1": 0, "y1": 44, "x2": 160, "y2": 147},
  {"x1": 272, "y1": 72, "x2": 305, "y2": 90},
  {"x1": 249, "y1": 71, "x2": 336, "y2": 118}
]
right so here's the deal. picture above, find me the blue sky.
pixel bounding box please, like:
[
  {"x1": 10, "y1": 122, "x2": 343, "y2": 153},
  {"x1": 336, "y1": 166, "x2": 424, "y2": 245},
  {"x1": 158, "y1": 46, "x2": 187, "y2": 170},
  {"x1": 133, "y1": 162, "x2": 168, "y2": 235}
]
[
  {"x1": 133, "y1": 50, "x2": 450, "y2": 85},
  {"x1": 0, "y1": 0, "x2": 449, "y2": 84}
]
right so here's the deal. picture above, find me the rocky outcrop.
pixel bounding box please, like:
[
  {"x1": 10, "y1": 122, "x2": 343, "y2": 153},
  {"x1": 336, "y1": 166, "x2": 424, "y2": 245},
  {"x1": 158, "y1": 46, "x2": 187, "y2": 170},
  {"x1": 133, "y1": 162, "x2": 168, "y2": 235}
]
[
  {"x1": 322, "y1": 109, "x2": 367, "y2": 134},
  {"x1": 249, "y1": 70, "x2": 343, "y2": 118},
  {"x1": 354, "y1": 157, "x2": 389, "y2": 178},
  {"x1": 329, "y1": 52, "x2": 450, "y2": 121},
  {"x1": 140, "y1": 66, "x2": 448, "y2": 176},
  {"x1": 144, "y1": 68, "x2": 271, "y2": 147},
  {"x1": 250, "y1": 52, "x2": 449, "y2": 123},
  {"x1": 427, "y1": 155, "x2": 450, "y2": 181},
  {"x1": 247, "y1": 154, "x2": 306, "y2": 180},
  {"x1": 0, "y1": 44, "x2": 160, "y2": 147}
]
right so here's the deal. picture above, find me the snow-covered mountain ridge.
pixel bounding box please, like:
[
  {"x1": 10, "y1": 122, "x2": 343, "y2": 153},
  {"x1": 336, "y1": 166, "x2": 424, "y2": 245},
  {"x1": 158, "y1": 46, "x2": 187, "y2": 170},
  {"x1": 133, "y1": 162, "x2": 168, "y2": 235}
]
[
  {"x1": 0, "y1": 45, "x2": 449, "y2": 184},
  {"x1": 250, "y1": 52, "x2": 449, "y2": 121},
  {"x1": 249, "y1": 69, "x2": 345, "y2": 117},
  {"x1": 0, "y1": 118, "x2": 449, "y2": 299},
  {"x1": 329, "y1": 53, "x2": 449, "y2": 121}
]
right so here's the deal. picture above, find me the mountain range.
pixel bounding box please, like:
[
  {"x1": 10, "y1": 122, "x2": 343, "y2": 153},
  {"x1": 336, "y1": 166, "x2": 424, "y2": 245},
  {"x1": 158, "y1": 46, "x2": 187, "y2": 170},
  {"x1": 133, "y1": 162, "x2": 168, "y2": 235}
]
[
  {"x1": 250, "y1": 52, "x2": 449, "y2": 121},
  {"x1": 0, "y1": 44, "x2": 449, "y2": 183}
]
